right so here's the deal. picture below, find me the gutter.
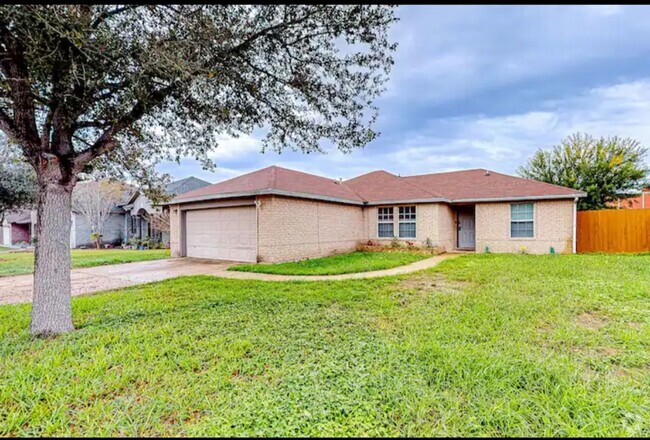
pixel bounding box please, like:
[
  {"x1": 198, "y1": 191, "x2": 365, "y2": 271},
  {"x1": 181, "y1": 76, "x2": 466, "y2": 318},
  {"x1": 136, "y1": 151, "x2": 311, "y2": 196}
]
[
  {"x1": 167, "y1": 188, "x2": 366, "y2": 206},
  {"x1": 167, "y1": 189, "x2": 587, "y2": 207},
  {"x1": 450, "y1": 193, "x2": 586, "y2": 203}
]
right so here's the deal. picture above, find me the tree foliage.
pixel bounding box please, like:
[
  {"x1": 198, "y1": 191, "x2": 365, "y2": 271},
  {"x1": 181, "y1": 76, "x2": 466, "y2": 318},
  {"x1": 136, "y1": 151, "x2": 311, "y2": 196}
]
[
  {"x1": 518, "y1": 133, "x2": 649, "y2": 210},
  {"x1": 149, "y1": 211, "x2": 170, "y2": 234},
  {"x1": 0, "y1": 5, "x2": 397, "y2": 186},
  {"x1": 0, "y1": 136, "x2": 36, "y2": 221},
  {"x1": 0, "y1": 5, "x2": 397, "y2": 335}
]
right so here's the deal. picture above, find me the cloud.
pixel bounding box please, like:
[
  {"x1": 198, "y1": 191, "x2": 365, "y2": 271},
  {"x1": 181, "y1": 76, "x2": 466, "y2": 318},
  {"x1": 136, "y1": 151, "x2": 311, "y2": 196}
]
[
  {"x1": 207, "y1": 134, "x2": 263, "y2": 160},
  {"x1": 385, "y1": 5, "x2": 650, "y2": 105},
  {"x1": 156, "y1": 7, "x2": 650, "y2": 183},
  {"x1": 373, "y1": 79, "x2": 650, "y2": 176}
]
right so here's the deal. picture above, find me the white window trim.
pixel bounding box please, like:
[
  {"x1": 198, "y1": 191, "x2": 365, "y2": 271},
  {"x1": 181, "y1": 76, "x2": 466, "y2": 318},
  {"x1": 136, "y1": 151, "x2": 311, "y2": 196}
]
[
  {"x1": 509, "y1": 202, "x2": 535, "y2": 239},
  {"x1": 398, "y1": 205, "x2": 417, "y2": 239},
  {"x1": 377, "y1": 207, "x2": 395, "y2": 238}
]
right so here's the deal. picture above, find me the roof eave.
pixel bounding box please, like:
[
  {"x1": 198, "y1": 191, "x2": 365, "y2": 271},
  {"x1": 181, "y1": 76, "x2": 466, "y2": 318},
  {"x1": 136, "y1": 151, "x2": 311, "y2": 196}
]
[
  {"x1": 366, "y1": 197, "x2": 450, "y2": 205},
  {"x1": 450, "y1": 193, "x2": 587, "y2": 203}
]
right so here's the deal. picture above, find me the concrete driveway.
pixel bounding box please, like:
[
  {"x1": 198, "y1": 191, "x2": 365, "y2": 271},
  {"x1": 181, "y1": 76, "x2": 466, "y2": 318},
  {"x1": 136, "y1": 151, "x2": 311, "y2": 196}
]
[
  {"x1": 0, "y1": 258, "x2": 233, "y2": 305},
  {"x1": 0, "y1": 254, "x2": 458, "y2": 305}
]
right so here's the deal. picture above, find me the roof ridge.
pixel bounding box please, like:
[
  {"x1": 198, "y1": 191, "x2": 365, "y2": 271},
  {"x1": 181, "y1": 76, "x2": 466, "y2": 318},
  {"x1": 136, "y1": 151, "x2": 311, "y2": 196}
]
[
  {"x1": 403, "y1": 168, "x2": 486, "y2": 178},
  {"x1": 479, "y1": 169, "x2": 585, "y2": 193},
  {"x1": 269, "y1": 165, "x2": 278, "y2": 189},
  {"x1": 398, "y1": 175, "x2": 444, "y2": 198},
  {"x1": 344, "y1": 169, "x2": 396, "y2": 182},
  {"x1": 339, "y1": 180, "x2": 368, "y2": 202}
]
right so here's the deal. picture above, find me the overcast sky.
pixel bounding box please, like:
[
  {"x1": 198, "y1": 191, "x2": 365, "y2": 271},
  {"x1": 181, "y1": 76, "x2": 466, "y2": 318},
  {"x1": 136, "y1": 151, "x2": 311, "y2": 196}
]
[{"x1": 158, "y1": 5, "x2": 650, "y2": 184}]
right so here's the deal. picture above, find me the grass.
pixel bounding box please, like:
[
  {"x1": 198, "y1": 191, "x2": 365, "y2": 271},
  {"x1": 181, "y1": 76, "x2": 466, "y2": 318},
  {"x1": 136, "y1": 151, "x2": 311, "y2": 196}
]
[
  {"x1": 1, "y1": 253, "x2": 649, "y2": 436},
  {"x1": 0, "y1": 248, "x2": 170, "y2": 277},
  {"x1": 229, "y1": 251, "x2": 431, "y2": 275}
]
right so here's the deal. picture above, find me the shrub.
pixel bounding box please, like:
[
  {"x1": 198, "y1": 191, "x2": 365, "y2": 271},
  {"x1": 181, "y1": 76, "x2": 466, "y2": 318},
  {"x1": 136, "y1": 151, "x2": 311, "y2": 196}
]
[
  {"x1": 390, "y1": 237, "x2": 402, "y2": 248},
  {"x1": 424, "y1": 237, "x2": 434, "y2": 249}
]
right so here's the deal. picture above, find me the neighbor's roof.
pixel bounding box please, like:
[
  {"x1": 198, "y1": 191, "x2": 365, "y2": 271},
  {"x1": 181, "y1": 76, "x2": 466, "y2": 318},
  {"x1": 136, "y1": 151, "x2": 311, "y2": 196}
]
[
  {"x1": 171, "y1": 166, "x2": 586, "y2": 205},
  {"x1": 5, "y1": 209, "x2": 32, "y2": 224},
  {"x1": 165, "y1": 176, "x2": 211, "y2": 197}
]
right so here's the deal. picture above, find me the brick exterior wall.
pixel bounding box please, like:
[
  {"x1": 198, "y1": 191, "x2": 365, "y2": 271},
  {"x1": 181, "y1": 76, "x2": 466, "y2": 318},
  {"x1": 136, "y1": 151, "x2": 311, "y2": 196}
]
[
  {"x1": 170, "y1": 196, "x2": 576, "y2": 262},
  {"x1": 257, "y1": 195, "x2": 365, "y2": 262},
  {"x1": 364, "y1": 203, "x2": 438, "y2": 244},
  {"x1": 169, "y1": 204, "x2": 181, "y2": 257},
  {"x1": 437, "y1": 204, "x2": 456, "y2": 251},
  {"x1": 364, "y1": 203, "x2": 457, "y2": 250},
  {"x1": 475, "y1": 200, "x2": 575, "y2": 254}
]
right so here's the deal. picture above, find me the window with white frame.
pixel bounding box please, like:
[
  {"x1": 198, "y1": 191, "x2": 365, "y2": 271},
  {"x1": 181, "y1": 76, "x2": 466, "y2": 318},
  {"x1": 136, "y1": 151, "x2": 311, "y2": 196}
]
[
  {"x1": 377, "y1": 207, "x2": 394, "y2": 238},
  {"x1": 510, "y1": 203, "x2": 534, "y2": 238},
  {"x1": 398, "y1": 206, "x2": 416, "y2": 238}
]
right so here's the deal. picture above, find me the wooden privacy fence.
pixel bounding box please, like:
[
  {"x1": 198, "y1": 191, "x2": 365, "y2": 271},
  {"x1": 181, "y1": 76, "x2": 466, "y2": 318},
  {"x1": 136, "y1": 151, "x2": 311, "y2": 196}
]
[{"x1": 577, "y1": 209, "x2": 650, "y2": 253}]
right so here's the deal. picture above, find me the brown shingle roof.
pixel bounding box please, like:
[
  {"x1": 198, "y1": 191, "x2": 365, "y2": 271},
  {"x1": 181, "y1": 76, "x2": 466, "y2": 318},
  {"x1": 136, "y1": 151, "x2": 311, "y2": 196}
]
[
  {"x1": 172, "y1": 166, "x2": 585, "y2": 205},
  {"x1": 174, "y1": 166, "x2": 364, "y2": 204},
  {"x1": 344, "y1": 170, "x2": 444, "y2": 202},
  {"x1": 404, "y1": 169, "x2": 583, "y2": 201}
]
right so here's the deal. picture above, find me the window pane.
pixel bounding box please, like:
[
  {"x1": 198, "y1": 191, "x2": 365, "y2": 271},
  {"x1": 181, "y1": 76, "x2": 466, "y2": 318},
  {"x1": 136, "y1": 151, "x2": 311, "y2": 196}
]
[
  {"x1": 399, "y1": 222, "x2": 416, "y2": 238},
  {"x1": 511, "y1": 221, "x2": 534, "y2": 237},
  {"x1": 399, "y1": 206, "x2": 416, "y2": 220},
  {"x1": 378, "y1": 207, "x2": 393, "y2": 221},
  {"x1": 378, "y1": 222, "x2": 394, "y2": 238},
  {"x1": 511, "y1": 203, "x2": 533, "y2": 221}
]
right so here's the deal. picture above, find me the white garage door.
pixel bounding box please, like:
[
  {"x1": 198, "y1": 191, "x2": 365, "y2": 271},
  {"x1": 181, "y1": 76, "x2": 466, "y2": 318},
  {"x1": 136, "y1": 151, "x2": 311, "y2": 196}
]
[{"x1": 185, "y1": 206, "x2": 257, "y2": 262}]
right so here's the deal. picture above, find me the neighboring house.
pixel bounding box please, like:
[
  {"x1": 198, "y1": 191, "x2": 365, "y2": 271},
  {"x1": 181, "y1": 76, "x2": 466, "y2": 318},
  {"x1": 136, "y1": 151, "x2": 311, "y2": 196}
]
[
  {"x1": 167, "y1": 166, "x2": 587, "y2": 263},
  {"x1": 2, "y1": 203, "x2": 127, "y2": 249},
  {"x1": 2, "y1": 176, "x2": 210, "y2": 248},
  {"x1": 121, "y1": 177, "x2": 211, "y2": 244},
  {"x1": 1, "y1": 210, "x2": 36, "y2": 246},
  {"x1": 610, "y1": 188, "x2": 650, "y2": 209}
]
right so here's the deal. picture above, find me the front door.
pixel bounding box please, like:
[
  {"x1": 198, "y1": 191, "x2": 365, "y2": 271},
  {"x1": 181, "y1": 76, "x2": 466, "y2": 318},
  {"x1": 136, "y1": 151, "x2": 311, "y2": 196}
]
[{"x1": 457, "y1": 208, "x2": 475, "y2": 249}]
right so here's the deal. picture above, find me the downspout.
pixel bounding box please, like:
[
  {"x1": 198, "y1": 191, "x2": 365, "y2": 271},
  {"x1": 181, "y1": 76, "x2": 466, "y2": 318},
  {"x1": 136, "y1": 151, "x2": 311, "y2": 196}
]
[{"x1": 572, "y1": 197, "x2": 578, "y2": 254}]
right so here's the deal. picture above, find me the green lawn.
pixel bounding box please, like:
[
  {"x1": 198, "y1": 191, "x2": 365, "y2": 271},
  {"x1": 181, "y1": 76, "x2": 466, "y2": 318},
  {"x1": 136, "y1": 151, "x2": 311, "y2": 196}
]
[
  {"x1": 1, "y1": 254, "x2": 649, "y2": 436},
  {"x1": 229, "y1": 251, "x2": 431, "y2": 275},
  {"x1": 0, "y1": 249, "x2": 170, "y2": 277}
]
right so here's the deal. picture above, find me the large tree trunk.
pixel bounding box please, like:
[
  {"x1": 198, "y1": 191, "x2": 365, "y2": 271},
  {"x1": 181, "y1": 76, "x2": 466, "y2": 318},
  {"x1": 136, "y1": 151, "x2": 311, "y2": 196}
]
[{"x1": 30, "y1": 179, "x2": 74, "y2": 336}]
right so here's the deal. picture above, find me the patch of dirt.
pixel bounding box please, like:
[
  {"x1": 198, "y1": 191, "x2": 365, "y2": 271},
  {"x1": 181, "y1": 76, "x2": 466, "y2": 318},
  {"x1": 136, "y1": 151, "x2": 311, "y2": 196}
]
[
  {"x1": 398, "y1": 273, "x2": 468, "y2": 296},
  {"x1": 575, "y1": 311, "x2": 608, "y2": 330},
  {"x1": 627, "y1": 321, "x2": 644, "y2": 330},
  {"x1": 612, "y1": 365, "x2": 649, "y2": 380},
  {"x1": 595, "y1": 346, "x2": 623, "y2": 356}
]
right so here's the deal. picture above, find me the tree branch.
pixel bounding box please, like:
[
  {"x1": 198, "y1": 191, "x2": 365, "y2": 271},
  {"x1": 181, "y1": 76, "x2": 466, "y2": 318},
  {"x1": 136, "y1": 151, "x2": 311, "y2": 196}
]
[
  {"x1": 73, "y1": 84, "x2": 177, "y2": 170},
  {"x1": 91, "y1": 5, "x2": 141, "y2": 29},
  {"x1": 0, "y1": 107, "x2": 19, "y2": 141}
]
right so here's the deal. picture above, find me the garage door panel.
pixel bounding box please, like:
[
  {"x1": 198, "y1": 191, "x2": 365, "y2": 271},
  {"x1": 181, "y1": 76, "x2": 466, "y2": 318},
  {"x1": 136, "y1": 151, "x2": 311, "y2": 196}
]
[{"x1": 185, "y1": 206, "x2": 257, "y2": 262}]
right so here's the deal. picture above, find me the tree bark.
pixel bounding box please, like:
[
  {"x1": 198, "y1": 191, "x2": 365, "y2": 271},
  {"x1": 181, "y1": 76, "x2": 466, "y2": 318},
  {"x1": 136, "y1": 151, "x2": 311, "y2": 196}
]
[{"x1": 30, "y1": 179, "x2": 74, "y2": 336}]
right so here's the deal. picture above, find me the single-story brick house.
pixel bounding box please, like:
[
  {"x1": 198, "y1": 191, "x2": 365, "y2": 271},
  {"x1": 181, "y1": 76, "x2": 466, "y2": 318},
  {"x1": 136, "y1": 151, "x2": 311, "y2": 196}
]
[{"x1": 168, "y1": 166, "x2": 586, "y2": 262}]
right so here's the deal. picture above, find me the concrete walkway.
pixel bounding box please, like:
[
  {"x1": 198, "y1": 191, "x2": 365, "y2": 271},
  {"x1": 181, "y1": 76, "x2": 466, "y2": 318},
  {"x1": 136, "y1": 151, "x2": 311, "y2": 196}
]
[{"x1": 0, "y1": 253, "x2": 458, "y2": 305}]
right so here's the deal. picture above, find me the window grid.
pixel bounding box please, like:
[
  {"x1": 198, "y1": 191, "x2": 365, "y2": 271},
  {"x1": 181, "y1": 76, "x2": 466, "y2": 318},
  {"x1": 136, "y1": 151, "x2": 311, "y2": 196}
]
[
  {"x1": 398, "y1": 206, "x2": 416, "y2": 238},
  {"x1": 378, "y1": 207, "x2": 394, "y2": 238},
  {"x1": 510, "y1": 203, "x2": 534, "y2": 238}
]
